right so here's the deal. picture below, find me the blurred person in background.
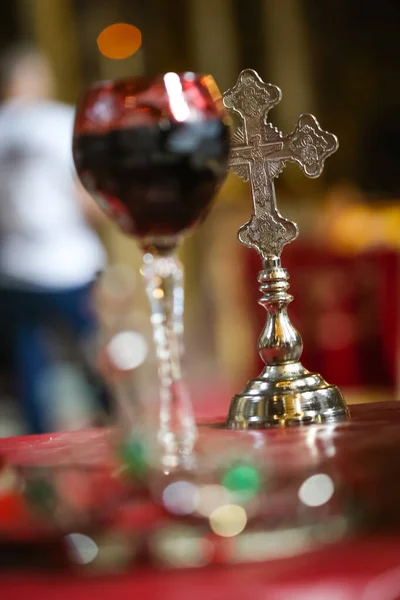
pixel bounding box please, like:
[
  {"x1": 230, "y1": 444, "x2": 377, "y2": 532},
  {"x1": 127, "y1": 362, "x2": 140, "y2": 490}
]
[{"x1": 0, "y1": 42, "x2": 109, "y2": 434}]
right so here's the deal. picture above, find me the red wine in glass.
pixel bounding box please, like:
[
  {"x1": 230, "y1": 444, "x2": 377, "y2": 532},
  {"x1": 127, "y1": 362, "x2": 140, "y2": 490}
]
[{"x1": 73, "y1": 72, "x2": 231, "y2": 467}]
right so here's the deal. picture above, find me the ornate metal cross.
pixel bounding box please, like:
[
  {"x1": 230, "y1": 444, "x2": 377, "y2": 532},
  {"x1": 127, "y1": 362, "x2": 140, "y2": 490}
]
[{"x1": 223, "y1": 69, "x2": 338, "y2": 259}]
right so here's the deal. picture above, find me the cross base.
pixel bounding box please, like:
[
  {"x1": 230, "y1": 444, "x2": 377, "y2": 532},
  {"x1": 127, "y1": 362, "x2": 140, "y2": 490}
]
[{"x1": 226, "y1": 362, "x2": 349, "y2": 429}]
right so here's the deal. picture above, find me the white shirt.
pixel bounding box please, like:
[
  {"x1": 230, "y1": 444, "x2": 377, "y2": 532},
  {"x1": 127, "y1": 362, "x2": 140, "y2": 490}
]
[{"x1": 0, "y1": 100, "x2": 106, "y2": 289}]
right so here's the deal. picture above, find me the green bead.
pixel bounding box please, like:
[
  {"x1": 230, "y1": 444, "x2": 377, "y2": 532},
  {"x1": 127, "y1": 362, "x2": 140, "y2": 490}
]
[
  {"x1": 119, "y1": 439, "x2": 149, "y2": 478},
  {"x1": 222, "y1": 465, "x2": 260, "y2": 499}
]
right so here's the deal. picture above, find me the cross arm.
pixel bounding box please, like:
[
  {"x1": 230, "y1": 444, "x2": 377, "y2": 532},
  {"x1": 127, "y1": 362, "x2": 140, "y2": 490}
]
[{"x1": 281, "y1": 114, "x2": 338, "y2": 178}]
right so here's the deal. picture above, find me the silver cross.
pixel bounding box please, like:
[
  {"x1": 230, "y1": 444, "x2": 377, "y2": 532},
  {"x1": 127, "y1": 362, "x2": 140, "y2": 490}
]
[{"x1": 223, "y1": 70, "x2": 339, "y2": 259}]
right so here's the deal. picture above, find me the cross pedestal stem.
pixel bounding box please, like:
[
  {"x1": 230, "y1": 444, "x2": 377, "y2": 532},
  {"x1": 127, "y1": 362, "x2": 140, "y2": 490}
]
[{"x1": 226, "y1": 257, "x2": 349, "y2": 429}]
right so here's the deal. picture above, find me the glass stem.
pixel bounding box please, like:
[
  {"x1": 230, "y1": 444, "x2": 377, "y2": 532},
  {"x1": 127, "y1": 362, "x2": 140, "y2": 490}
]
[{"x1": 142, "y1": 252, "x2": 197, "y2": 465}]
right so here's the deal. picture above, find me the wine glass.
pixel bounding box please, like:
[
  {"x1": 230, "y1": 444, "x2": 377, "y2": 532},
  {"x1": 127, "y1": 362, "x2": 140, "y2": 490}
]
[{"x1": 73, "y1": 72, "x2": 231, "y2": 467}]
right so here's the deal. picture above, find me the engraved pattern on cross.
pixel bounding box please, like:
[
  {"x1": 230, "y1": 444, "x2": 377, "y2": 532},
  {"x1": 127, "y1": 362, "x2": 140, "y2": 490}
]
[{"x1": 223, "y1": 70, "x2": 339, "y2": 259}]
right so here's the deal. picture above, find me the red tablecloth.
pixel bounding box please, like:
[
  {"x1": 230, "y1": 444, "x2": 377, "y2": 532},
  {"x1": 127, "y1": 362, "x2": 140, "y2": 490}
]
[
  {"x1": 2, "y1": 403, "x2": 400, "y2": 599},
  {"x1": 1, "y1": 536, "x2": 400, "y2": 600}
]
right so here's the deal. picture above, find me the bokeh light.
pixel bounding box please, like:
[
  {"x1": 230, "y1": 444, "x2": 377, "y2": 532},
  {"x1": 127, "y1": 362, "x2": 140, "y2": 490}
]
[
  {"x1": 152, "y1": 526, "x2": 214, "y2": 568},
  {"x1": 107, "y1": 331, "x2": 148, "y2": 371},
  {"x1": 298, "y1": 473, "x2": 335, "y2": 507},
  {"x1": 97, "y1": 24, "x2": 142, "y2": 60},
  {"x1": 162, "y1": 480, "x2": 199, "y2": 516},
  {"x1": 66, "y1": 533, "x2": 99, "y2": 565},
  {"x1": 222, "y1": 464, "x2": 260, "y2": 500},
  {"x1": 119, "y1": 438, "x2": 149, "y2": 478},
  {"x1": 209, "y1": 504, "x2": 247, "y2": 538}
]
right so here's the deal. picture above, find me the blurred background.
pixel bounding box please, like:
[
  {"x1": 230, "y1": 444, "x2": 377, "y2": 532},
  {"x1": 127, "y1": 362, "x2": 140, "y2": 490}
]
[{"x1": 0, "y1": 0, "x2": 398, "y2": 435}]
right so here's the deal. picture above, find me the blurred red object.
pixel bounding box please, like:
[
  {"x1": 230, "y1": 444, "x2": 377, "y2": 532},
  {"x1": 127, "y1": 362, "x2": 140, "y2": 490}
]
[{"x1": 246, "y1": 242, "x2": 398, "y2": 390}]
